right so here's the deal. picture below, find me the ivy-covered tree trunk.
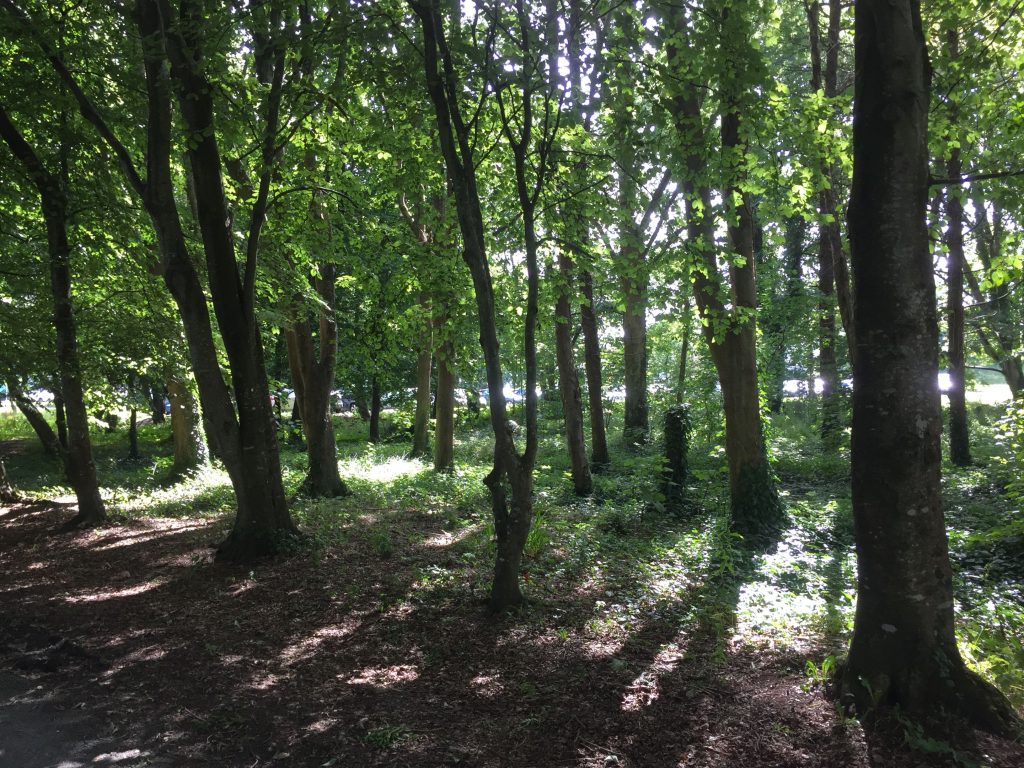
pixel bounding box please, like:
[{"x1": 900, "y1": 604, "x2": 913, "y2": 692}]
[
  {"x1": 0, "y1": 107, "x2": 106, "y2": 527},
  {"x1": 840, "y1": 0, "x2": 1018, "y2": 733},
  {"x1": 554, "y1": 251, "x2": 592, "y2": 495},
  {"x1": 167, "y1": 375, "x2": 207, "y2": 476}
]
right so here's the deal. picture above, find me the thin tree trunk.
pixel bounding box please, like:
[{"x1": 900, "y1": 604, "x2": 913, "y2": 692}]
[
  {"x1": 167, "y1": 376, "x2": 207, "y2": 475},
  {"x1": 554, "y1": 251, "x2": 592, "y2": 495},
  {"x1": 840, "y1": 0, "x2": 1017, "y2": 732},
  {"x1": 369, "y1": 377, "x2": 382, "y2": 444},
  {"x1": 807, "y1": 0, "x2": 843, "y2": 447},
  {"x1": 412, "y1": 307, "x2": 433, "y2": 458},
  {"x1": 434, "y1": 329, "x2": 456, "y2": 472},
  {"x1": 579, "y1": 269, "x2": 610, "y2": 469},
  {"x1": 0, "y1": 107, "x2": 105, "y2": 527},
  {"x1": 944, "y1": 28, "x2": 971, "y2": 466},
  {"x1": 148, "y1": 379, "x2": 166, "y2": 424},
  {"x1": 675, "y1": 297, "x2": 691, "y2": 404},
  {"x1": 127, "y1": 408, "x2": 140, "y2": 460}
]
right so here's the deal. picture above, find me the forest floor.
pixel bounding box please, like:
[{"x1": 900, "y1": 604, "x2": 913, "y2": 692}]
[{"x1": 0, "y1": 402, "x2": 1022, "y2": 767}]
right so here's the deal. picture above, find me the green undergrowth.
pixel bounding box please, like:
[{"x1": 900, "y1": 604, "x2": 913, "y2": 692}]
[{"x1": 1, "y1": 397, "x2": 1022, "y2": 709}]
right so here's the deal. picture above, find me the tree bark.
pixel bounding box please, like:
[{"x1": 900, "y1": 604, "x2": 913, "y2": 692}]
[
  {"x1": 840, "y1": 0, "x2": 1018, "y2": 733},
  {"x1": 7, "y1": 379, "x2": 62, "y2": 461},
  {"x1": 434, "y1": 327, "x2": 456, "y2": 472},
  {"x1": 0, "y1": 456, "x2": 19, "y2": 504},
  {"x1": 0, "y1": 107, "x2": 106, "y2": 527},
  {"x1": 53, "y1": 389, "x2": 69, "y2": 450},
  {"x1": 941, "y1": 31, "x2": 972, "y2": 465},
  {"x1": 554, "y1": 251, "x2": 593, "y2": 495},
  {"x1": 412, "y1": 306, "x2": 433, "y2": 458},
  {"x1": 580, "y1": 269, "x2": 610, "y2": 469},
  {"x1": 807, "y1": 0, "x2": 844, "y2": 447},
  {"x1": 286, "y1": 263, "x2": 349, "y2": 498},
  {"x1": 664, "y1": 4, "x2": 782, "y2": 545},
  {"x1": 167, "y1": 375, "x2": 207, "y2": 476},
  {"x1": 148, "y1": 379, "x2": 166, "y2": 424},
  {"x1": 369, "y1": 376, "x2": 382, "y2": 444},
  {"x1": 411, "y1": 0, "x2": 542, "y2": 611}
]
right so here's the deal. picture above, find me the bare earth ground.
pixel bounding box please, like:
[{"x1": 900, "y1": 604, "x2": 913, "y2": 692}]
[{"x1": 1, "y1": 496, "x2": 1022, "y2": 768}]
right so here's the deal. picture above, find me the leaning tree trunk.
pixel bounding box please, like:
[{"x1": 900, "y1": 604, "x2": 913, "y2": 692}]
[
  {"x1": 167, "y1": 375, "x2": 207, "y2": 476},
  {"x1": 0, "y1": 107, "x2": 106, "y2": 527},
  {"x1": 8, "y1": 380, "x2": 63, "y2": 461},
  {"x1": 840, "y1": 0, "x2": 1018, "y2": 733},
  {"x1": 554, "y1": 251, "x2": 593, "y2": 495}
]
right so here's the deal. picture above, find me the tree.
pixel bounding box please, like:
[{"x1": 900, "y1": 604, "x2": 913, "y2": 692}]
[
  {"x1": 839, "y1": 0, "x2": 1019, "y2": 733},
  {"x1": 0, "y1": 104, "x2": 106, "y2": 526},
  {"x1": 661, "y1": 1, "x2": 784, "y2": 544}
]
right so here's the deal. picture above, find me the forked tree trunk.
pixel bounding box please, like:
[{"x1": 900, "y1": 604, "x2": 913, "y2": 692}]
[
  {"x1": 554, "y1": 251, "x2": 592, "y2": 495},
  {"x1": 664, "y1": 3, "x2": 783, "y2": 545},
  {"x1": 285, "y1": 260, "x2": 348, "y2": 498},
  {"x1": 434, "y1": 331, "x2": 456, "y2": 472},
  {"x1": 840, "y1": 0, "x2": 1018, "y2": 733},
  {"x1": 412, "y1": 0, "x2": 543, "y2": 612},
  {"x1": 167, "y1": 376, "x2": 207, "y2": 476},
  {"x1": 0, "y1": 108, "x2": 106, "y2": 527}
]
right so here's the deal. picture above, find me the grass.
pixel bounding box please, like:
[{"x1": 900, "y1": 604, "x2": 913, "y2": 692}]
[{"x1": 1, "y1": 393, "x2": 1022, "y2": 713}]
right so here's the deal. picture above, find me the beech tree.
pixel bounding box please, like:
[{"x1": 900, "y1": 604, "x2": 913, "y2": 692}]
[{"x1": 839, "y1": 0, "x2": 1019, "y2": 732}]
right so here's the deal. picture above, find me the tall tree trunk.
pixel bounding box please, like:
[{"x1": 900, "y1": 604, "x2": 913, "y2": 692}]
[
  {"x1": 807, "y1": 0, "x2": 844, "y2": 447},
  {"x1": 675, "y1": 297, "x2": 692, "y2": 404},
  {"x1": 579, "y1": 269, "x2": 610, "y2": 469},
  {"x1": 412, "y1": 307, "x2": 433, "y2": 458},
  {"x1": 434, "y1": 332, "x2": 456, "y2": 472},
  {"x1": 944, "y1": 29, "x2": 971, "y2": 466},
  {"x1": 0, "y1": 107, "x2": 106, "y2": 527},
  {"x1": 664, "y1": 3, "x2": 782, "y2": 545},
  {"x1": 554, "y1": 251, "x2": 593, "y2": 495},
  {"x1": 412, "y1": 0, "x2": 543, "y2": 612},
  {"x1": 840, "y1": 0, "x2": 1017, "y2": 732},
  {"x1": 167, "y1": 375, "x2": 207, "y2": 476}
]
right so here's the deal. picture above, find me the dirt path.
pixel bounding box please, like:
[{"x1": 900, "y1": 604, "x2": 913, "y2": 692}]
[{"x1": 0, "y1": 670, "x2": 163, "y2": 768}]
